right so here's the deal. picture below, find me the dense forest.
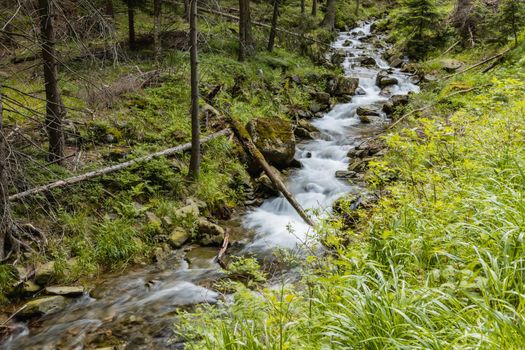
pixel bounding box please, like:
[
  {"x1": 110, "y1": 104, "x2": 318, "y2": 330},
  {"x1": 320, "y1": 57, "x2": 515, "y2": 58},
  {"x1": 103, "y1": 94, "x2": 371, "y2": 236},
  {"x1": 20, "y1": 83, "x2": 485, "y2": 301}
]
[{"x1": 1, "y1": 0, "x2": 525, "y2": 348}]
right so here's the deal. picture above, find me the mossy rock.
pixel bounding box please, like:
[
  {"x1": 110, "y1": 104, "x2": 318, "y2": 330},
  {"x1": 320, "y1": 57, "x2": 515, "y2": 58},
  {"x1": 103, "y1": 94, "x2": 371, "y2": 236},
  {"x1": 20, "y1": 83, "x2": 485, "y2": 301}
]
[{"x1": 246, "y1": 118, "x2": 296, "y2": 169}]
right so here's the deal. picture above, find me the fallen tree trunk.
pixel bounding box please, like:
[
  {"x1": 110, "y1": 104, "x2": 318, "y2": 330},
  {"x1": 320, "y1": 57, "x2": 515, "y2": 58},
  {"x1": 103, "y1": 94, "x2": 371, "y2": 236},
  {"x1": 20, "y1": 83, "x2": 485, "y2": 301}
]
[
  {"x1": 9, "y1": 129, "x2": 231, "y2": 201},
  {"x1": 227, "y1": 117, "x2": 315, "y2": 227},
  {"x1": 442, "y1": 49, "x2": 510, "y2": 80}
]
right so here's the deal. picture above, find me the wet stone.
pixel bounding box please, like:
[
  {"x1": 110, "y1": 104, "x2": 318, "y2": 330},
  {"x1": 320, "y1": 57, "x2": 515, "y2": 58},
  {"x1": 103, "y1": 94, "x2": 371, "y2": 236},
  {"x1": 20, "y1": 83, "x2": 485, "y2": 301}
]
[
  {"x1": 19, "y1": 296, "x2": 70, "y2": 317},
  {"x1": 45, "y1": 285, "x2": 84, "y2": 297}
]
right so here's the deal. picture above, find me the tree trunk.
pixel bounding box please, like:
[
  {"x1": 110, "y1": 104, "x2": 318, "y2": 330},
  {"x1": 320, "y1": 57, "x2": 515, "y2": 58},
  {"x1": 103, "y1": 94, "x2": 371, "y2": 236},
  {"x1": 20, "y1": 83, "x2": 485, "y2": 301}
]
[
  {"x1": 321, "y1": 0, "x2": 336, "y2": 30},
  {"x1": 127, "y1": 4, "x2": 136, "y2": 50},
  {"x1": 355, "y1": 0, "x2": 359, "y2": 16},
  {"x1": 105, "y1": 0, "x2": 114, "y2": 19},
  {"x1": 0, "y1": 93, "x2": 13, "y2": 260},
  {"x1": 300, "y1": 0, "x2": 305, "y2": 14},
  {"x1": 184, "y1": 0, "x2": 190, "y2": 21},
  {"x1": 267, "y1": 0, "x2": 279, "y2": 52},
  {"x1": 238, "y1": 0, "x2": 254, "y2": 61},
  {"x1": 311, "y1": 0, "x2": 317, "y2": 16},
  {"x1": 154, "y1": 0, "x2": 162, "y2": 58},
  {"x1": 38, "y1": 0, "x2": 65, "y2": 164},
  {"x1": 188, "y1": 0, "x2": 200, "y2": 179}
]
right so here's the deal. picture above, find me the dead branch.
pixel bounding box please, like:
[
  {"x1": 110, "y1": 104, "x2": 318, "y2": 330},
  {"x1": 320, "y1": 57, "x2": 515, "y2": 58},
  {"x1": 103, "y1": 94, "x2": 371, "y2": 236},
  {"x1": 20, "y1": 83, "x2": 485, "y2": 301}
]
[
  {"x1": 442, "y1": 49, "x2": 510, "y2": 80},
  {"x1": 9, "y1": 129, "x2": 232, "y2": 201},
  {"x1": 216, "y1": 229, "x2": 230, "y2": 269}
]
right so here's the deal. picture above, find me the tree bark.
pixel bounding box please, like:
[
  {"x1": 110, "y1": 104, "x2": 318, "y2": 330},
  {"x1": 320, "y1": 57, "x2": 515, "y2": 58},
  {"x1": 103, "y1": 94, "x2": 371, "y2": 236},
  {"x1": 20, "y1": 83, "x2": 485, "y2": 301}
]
[
  {"x1": 267, "y1": 0, "x2": 279, "y2": 52},
  {"x1": 188, "y1": 0, "x2": 200, "y2": 179},
  {"x1": 321, "y1": 0, "x2": 336, "y2": 30},
  {"x1": 127, "y1": 3, "x2": 136, "y2": 50},
  {"x1": 355, "y1": 0, "x2": 360, "y2": 16},
  {"x1": 0, "y1": 93, "x2": 13, "y2": 260},
  {"x1": 238, "y1": 0, "x2": 254, "y2": 61},
  {"x1": 105, "y1": 0, "x2": 114, "y2": 19},
  {"x1": 300, "y1": 0, "x2": 305, "y2": 14},
  {"x1": 154, "y1": 0, "x2": 162, "y2": 58},
  {"x1": 228, "y1": 117, "x2": 315, "y2": 227},
  {"x1": 38, "y1": 0, "x2": 65, "y2": 164},
  {"x1": 184, "y1": 0, "x2": 190, "y2": 21},
  {"x1": 311, "y1": 0, "x2": 317, "y2": 16}
]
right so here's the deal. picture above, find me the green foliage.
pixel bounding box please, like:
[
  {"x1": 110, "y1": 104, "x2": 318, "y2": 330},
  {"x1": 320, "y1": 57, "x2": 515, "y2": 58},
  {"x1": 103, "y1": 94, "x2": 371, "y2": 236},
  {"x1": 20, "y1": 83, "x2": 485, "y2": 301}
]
[
  {"x1": 396, "y1": 0, "x2": 442, "y2": 58},
  {"x1": 0, "y1": 264, "x2": 16, "y2": 304},
  {"x1": 494, "y1": 0, "x2": 525, "y2": 46}
]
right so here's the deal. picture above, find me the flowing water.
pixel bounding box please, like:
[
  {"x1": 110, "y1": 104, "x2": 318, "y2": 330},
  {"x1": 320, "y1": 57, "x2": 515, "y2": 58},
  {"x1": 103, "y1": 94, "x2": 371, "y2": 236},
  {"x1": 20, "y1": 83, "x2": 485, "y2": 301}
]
[{"x1": 0, "y1": 22, "x2": 418, "y2": 350}]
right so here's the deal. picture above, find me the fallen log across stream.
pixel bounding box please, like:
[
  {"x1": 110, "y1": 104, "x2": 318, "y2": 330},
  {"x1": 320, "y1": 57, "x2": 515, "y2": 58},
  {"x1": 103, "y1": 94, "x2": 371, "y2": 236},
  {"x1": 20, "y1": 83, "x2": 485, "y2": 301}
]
[{"x1": 227, "y1": 117, "x2": 316, "y2": 227}]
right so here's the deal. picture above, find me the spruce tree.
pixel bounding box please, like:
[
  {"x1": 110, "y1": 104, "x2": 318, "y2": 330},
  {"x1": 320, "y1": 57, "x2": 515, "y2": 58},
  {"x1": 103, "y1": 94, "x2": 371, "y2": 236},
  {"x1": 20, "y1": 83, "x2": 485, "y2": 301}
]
[
  {"x1": 496, "y1": 0, "x2": 525, "y2": 46},
  {"x1": 398, "y1": 0, "x2": 440, "y2": 58}
]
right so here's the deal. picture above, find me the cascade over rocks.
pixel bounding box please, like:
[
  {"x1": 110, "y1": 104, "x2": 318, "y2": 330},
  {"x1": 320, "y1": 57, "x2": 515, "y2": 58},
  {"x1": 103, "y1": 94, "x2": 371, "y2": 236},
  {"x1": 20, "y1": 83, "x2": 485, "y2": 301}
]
[{"x1": 246, "y1": 118, "x2": 296, "y2": 169}]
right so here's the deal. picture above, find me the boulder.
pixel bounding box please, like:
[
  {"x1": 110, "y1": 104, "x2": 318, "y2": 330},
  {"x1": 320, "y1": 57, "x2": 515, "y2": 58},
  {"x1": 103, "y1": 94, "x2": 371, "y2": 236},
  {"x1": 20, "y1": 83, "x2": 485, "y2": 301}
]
[
  {"x1": 19, "y1": 296, "x2": 69, "y2": 317},
  {"x1": 360, "y1": 56, "x2": 377, "y2": 67},
  {"x1": 380, "y1": 85, "x2": 397, "y2": 97},
  {"x1": 375, "y1": 70, "x2": 398, "y2": 88},
  {"x1": 311, "y1": 91, "x2": 331, "y2": 105},
  {"x1": 195, "y1": 218, "x2": 225, "y2": 246},
  {"x1": 389, "y1": 56, "x2": 404, "y2": 68},
  {"x1": 256, "y1": 165, "x2": 285, "y2": 196},
  {"x1": 294, "y1": 127, "x2": 313, "y2": 139},
  {"x1": 168, "y1": 227, "x2": 190, "y2": 248},
  {"x1": 173, "y1": 202, "x2": 200, "y2": 221},
  {"x1": 441, "y1": 59, "x2": 463, "y2": 73},
  {"x1": 34, "y1": 261, "x2": 55, "y2": 285},
  {"x1": 335, "y1": 170, "x2": 357, "y2": 179},
  {"x1": 145, "y1": 212, "x2": 161, "y2": 226},
  {"x1": 309, "y1": 101, "x2": 322, "y2": 114},
  {"x1": 382, "y1": 94, "x2": 409, "y2": 115},
  {"x1": 330, "y1": 49, "x2": 346, "y2": 65},
  {"x1": 246, "y1": 118, "x2": 296, "y2": 169},
  {"x1": 359, "y1": 114, "x2": 371, "y2": 123},
  {"x1": 327, "y1": 76, "x2": 359, "y2": 97},
  {"x1": 296, "y1": 109, "x2": 314, "y2": 120},
  {"x1": 342, "y1": 39, "x2": 352, "y2": 47},
  {"x1": 357, "y1": 105, "x2": 381, "y2": 117},
  {"x1": 297, "y1": 119, "x2": 318, "y2": 133},
  {"x1": 45, "y1": 286, "x2": 84, "y2": 297},
  {"x1": 355, "y1": 87, "x2": 366, "y2": 95},
  {"x1": 331, "y1": 49, "x2": 346, "y2": 65},
  {"x1": 21, "y1": 281, "x2": 41, "y2": 294}
]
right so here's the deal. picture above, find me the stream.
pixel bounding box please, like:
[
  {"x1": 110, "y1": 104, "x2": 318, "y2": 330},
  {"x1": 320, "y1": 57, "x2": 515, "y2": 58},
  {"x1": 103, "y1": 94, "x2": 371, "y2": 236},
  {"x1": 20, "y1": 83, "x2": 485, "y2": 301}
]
[{"x1": 0, "y1": 22, "x2": 419, "y2": 350}]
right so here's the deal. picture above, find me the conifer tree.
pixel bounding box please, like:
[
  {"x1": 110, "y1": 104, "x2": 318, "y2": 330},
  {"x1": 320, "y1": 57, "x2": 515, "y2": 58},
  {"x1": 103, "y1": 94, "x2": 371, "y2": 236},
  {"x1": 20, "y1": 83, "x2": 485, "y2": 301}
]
[
  {"x1": 496, "y1": 0, "x2": 525, "y2": 46},
  {"x1": 398, "y1": 0, "x2": 441, "y2": 58}
]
